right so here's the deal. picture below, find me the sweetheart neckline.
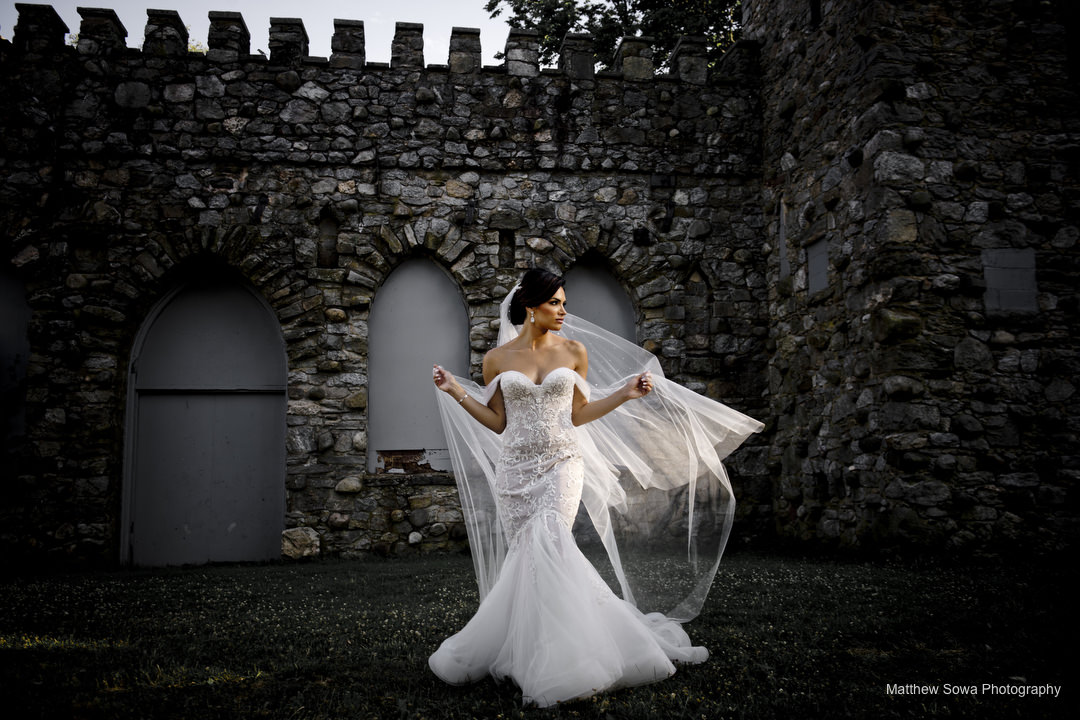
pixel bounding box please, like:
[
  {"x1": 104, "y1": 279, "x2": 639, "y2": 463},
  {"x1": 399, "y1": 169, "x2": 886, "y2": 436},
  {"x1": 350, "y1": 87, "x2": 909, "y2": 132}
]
[{"x1": 497, "y1": 367, "x2": 581, "y2": 387}]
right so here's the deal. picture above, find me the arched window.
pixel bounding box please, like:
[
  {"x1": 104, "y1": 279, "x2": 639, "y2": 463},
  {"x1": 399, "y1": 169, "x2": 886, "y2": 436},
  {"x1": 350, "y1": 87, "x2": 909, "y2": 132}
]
[
  {"x1": 367, "y1": 258, "x2": 469, "y2": 473},
  {"x1": 563, "y1": 257, "x2": 637, "y2": 341},
  {"x1": 122, "y1": 270, "x2": 287, "y2": 566}
]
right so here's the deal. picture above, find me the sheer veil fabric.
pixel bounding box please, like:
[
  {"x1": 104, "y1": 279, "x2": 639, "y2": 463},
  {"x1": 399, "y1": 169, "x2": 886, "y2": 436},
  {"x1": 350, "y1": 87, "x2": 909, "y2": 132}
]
[{"x1": 434, "y1": 282, "x2": 764, "y2": 623}]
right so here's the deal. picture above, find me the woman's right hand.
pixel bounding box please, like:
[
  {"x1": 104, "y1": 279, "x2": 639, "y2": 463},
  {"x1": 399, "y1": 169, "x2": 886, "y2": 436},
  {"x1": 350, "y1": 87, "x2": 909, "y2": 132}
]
[{"x1": 433, "y1": 364, "x2": 464, "y2": 399}]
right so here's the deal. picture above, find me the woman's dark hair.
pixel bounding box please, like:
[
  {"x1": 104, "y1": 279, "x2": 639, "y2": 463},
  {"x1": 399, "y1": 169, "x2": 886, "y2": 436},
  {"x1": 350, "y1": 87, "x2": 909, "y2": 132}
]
[{"x1": 509, "y1": 268, "x2": 565, "y2": 325}]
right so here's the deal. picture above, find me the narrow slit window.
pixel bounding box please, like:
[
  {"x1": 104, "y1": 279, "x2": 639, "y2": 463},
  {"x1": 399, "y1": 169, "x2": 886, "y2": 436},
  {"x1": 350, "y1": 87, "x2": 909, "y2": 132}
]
[
  {"x1": 778, "y1": 200, "x2": 791, "y2": 280},
  {"x1": 807, "y1": 238, "x2": 829, "y2": 295}
]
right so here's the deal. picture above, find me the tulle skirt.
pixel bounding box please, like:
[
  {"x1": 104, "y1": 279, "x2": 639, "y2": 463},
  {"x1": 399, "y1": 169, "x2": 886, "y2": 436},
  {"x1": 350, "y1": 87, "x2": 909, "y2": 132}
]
[{"x1": 429, "y1": 509, "x2": 707, "y2": 707}]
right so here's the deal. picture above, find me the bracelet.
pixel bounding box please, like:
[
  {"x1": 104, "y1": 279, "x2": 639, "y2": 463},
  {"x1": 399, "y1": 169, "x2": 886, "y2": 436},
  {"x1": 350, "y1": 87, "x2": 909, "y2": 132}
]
[{"x1": 457, "y1": 394, "x2": 468, "y2": 404}]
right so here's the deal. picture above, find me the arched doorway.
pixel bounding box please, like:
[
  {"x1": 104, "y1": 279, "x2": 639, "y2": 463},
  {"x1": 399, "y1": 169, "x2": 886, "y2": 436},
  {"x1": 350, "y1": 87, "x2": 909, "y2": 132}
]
[
  {"x1": 563, "y1": 257, "x2": 637, "y2": 340},
  {"x1": 122, "y1": 271, "x2": 287, "y2": 566},
  {"x1": 367, "y1": 259, "x2": 469, "y2": 473}
]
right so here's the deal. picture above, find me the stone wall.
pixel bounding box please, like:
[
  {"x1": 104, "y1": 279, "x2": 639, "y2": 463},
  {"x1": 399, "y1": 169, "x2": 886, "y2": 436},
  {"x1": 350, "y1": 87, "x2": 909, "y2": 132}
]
[
  {"x1": 2, "y1": 1, "x2": 1077, "y2": 566},
  {"x1": 0, "y1": 6, "x2": 770, "y2": 564},
  {"x1": 744, "y1": 0, "x2": 1079, "y2": 551}
]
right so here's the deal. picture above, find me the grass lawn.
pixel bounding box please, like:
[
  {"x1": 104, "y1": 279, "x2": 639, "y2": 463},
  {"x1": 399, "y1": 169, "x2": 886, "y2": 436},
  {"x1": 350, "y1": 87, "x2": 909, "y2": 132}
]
[{"x1": 0, "y1": 549, "x2": 1071, "y2": 719}]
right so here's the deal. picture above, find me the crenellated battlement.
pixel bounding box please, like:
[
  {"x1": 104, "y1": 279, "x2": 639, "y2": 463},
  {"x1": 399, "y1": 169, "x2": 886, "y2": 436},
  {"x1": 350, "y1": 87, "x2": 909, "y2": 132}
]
[
  {"x1": 1, "y1": 2, "x2": 762, "y2": 185},
  {"x1": 6, "y1": 3, "x2": 723, "y2": 84}
]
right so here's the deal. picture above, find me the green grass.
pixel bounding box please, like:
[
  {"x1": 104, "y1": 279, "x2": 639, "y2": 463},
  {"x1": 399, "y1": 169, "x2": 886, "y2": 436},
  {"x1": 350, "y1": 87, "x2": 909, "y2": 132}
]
[{"x1": 0, "y1": 550, "x2": 1072, "y2": 719}]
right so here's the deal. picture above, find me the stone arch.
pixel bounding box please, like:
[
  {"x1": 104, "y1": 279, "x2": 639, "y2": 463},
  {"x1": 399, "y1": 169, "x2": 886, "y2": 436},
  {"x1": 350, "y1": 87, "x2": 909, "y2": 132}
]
[
  {"x1": 109, "y1": 224, "x2": 301, "y2": 332},
  {"x1": 359, "y1": 217, "x2": 490, "y2": 290},
  {"x1": 540, "y1": 220, "x2": 665, "y2": 288},
  {"x1": 121, "y1": 262, "x2": 287, "y2": 566},
  {"x1": 366, "y1": 256, "x2": 470, "y2": 473},
  {"x1": 563, "y1": 252, "x2": 637, "y2": 341}
]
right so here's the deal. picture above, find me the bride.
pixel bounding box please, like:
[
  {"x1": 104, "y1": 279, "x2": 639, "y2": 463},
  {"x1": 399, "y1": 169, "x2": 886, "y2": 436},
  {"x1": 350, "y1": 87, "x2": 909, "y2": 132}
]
[{"x1": 429, "y1": 268, "x2": 763, "y2": 707}]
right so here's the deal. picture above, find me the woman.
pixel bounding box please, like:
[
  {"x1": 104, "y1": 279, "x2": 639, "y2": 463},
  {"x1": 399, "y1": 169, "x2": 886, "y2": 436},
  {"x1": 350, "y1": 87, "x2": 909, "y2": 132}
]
[{"x1": 429, "y1": 268, "x2": 763, "y2": 707}]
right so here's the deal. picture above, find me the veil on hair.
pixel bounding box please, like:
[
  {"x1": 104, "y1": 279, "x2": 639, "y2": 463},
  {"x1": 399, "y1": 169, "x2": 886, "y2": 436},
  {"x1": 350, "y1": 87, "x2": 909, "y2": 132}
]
[{"x1": 434, "y1": 281, "x2": 764, "y2": 622}]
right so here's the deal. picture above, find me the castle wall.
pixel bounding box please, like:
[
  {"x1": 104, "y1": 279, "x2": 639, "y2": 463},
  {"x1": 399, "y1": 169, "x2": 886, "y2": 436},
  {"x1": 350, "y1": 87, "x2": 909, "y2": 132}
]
[
  {"x1": 0, "y1": 7, "x2": 769, "y2": 564},
  {"x1": 2, "y1": 0, "x2": 1077, "y2": 566},
  {"x1": 745, "y1": 0, "x2": 1079, "y2": 551}
]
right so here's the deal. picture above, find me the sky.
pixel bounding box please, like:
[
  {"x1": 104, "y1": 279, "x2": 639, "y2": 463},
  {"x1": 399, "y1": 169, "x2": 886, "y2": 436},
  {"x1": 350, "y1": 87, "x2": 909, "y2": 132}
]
[{"x1": 0, "y1": 1, "x2": 512, "y2": 65}]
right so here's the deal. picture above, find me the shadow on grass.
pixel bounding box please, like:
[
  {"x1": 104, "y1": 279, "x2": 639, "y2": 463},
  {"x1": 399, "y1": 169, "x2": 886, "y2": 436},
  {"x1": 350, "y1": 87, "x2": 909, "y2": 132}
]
[{"x1": 0, "y1": 550, "x2": 1072, "y2": 719}]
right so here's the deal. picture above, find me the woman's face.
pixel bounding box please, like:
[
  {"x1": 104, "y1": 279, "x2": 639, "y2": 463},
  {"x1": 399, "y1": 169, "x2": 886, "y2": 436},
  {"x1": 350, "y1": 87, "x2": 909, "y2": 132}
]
[{"x1": 530, "y1": 287, "x2": 567, "y2": 330}]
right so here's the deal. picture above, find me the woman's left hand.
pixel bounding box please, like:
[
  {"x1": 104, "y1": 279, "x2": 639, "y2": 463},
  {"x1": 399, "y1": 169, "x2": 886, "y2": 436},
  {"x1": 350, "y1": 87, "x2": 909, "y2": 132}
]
[{"x1": 625, "y1": 371, "x2": 654, "y2": 400}]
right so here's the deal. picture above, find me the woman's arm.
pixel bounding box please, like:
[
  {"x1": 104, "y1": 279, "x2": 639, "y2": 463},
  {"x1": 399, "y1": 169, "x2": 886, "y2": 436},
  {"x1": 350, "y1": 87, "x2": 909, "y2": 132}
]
[
  {"x1": 569, "y1": 342, "x2": 654, "y2": 426},
  {"x1": 433, "y1": 363, "x2": 507, "y2": 434},
  {"x1": 571, "y1": 371, "x2": 653, "y2": 426}
]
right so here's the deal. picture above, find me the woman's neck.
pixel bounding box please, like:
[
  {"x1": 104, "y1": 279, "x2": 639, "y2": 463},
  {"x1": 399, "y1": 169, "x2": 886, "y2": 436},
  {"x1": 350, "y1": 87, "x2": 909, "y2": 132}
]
[{"x1": 518, "y1": 324, "x2": 554, "y2": 350}]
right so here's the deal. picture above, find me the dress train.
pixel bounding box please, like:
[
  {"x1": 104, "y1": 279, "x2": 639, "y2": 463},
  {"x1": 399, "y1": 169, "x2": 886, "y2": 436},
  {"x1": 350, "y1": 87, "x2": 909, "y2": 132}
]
[{"x1": 429, "y1": 508, "x2": 706, "y2": 707}]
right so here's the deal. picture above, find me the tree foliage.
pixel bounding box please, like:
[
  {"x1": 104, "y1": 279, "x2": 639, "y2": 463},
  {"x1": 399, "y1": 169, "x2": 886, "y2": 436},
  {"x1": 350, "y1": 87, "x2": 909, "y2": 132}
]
[
  {"x1": 485, "y1": 0, "x2": 741, "y2": 69},
  {"x1": 65, "y1": 30, "x2": 208, "y2": 54}
]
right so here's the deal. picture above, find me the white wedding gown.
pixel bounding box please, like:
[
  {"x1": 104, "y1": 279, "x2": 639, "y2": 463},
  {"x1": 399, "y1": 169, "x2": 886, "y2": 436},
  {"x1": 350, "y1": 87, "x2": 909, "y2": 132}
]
[{"x1": 428, "y1": 368, "x2": 707, "y2": 707}]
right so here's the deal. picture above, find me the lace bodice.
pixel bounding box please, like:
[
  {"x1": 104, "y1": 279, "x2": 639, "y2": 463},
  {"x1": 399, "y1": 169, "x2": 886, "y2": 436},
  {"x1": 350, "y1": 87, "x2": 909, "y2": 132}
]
[
  {"x1": 493, "y1": 368, "x2": 585, "y2": 541},
  {"x1": 499, "y1": 368, "x2": 580, "y2": 453}
]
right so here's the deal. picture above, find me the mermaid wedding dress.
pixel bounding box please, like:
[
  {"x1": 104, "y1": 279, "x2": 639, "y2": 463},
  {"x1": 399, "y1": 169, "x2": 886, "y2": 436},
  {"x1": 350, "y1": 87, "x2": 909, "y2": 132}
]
[
  {"x1": 429, "y1": 367, "x2": 708, "y2": 706},
  {"x1": 429, "y1": 286, "x2": 763, "y2": 706}
]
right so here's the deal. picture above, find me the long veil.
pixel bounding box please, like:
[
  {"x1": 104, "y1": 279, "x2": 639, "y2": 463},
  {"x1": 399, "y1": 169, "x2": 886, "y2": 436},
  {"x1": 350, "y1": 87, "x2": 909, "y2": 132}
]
[{"x1": 434, "y1": 283, "x2": 764, "y2": 622}]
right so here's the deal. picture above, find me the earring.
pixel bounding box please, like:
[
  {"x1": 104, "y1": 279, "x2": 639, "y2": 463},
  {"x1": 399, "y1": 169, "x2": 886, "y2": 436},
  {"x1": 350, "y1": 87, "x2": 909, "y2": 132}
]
[{"x1": 530, "y1": 311, "x2": 535, "y2": 324}]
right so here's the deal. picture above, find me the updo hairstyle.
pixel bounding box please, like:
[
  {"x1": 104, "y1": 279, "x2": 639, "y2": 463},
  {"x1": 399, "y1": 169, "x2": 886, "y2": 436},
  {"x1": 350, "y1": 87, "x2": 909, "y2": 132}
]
[{"x1": 509, "y1": 268, "x2": 565, "y2": 325}]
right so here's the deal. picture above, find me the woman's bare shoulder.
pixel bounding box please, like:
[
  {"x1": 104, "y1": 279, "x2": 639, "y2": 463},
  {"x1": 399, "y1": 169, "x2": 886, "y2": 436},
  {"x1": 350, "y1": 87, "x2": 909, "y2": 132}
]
[
  {"x1": 484, "y1": 343, "x2": 512, "y2": 364},
  {"x1": 562, "y1": 337, "x2": 587, "y2": 357},
  {"x1": 482, "y1": 345, "x2": 509, "y2": 382}
]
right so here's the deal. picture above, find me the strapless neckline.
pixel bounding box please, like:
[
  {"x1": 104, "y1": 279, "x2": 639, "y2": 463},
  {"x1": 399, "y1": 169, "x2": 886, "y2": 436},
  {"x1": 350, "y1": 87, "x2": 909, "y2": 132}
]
[{"x1": 496, "y1": 367, "x2": 580, "y2": 387}]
